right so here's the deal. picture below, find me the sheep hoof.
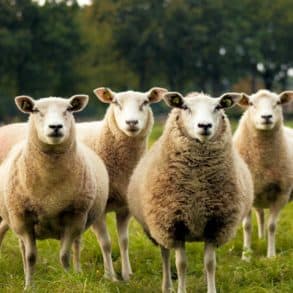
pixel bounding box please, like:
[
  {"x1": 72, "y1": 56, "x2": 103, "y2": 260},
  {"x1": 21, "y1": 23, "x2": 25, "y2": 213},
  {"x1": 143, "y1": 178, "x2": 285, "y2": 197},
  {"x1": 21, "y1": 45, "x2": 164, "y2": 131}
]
[
  {"x1": 241, "y1": 248, "x2": 252, "y2": 261},
  {"x1": 104, "y1": 272, "x2": 118, "y2": 282}
]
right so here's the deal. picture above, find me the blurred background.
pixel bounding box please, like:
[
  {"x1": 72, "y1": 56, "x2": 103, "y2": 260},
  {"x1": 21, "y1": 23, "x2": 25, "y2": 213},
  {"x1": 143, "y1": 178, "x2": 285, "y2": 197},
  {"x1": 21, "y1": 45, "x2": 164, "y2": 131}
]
[{"x1": 0, "y1": 0, "x2": 292, "y2": 121}]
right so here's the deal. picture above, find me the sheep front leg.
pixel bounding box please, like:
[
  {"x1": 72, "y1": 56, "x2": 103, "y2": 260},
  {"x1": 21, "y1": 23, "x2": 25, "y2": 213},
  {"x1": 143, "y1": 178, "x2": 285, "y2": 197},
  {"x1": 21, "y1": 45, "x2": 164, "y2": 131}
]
[
  {"x1": 60, "y1": 230, "x2": 76, "y2": 270},
  {"x1": 0, "y1": 220, "x2": 9, "y2": 247},
  {"x1": 160, "y1": 246, "x2": 172, "y2": 293},
  {"x1": 116, "y1": 210, "x2": 132, "y2": 280},
  {"x1": 267, "y1": 205, "x2": 281, "y2": 258},
  {"x1": 175, "y1": 244, "x2": 187, "y2": 293},
  {"x1": 92, "y1": 214, "x2": 117, "y2": 281},
  {"x1": 255, "y1": 208, "x2": 265, "y2": 239},
  {"x1": 204, "y1": 242, "x2": 216, "y2": 293},
  {"x1": 20, "y1": 233, "x2": 37, "y2": 290},
  {"x1": 72, "y1": 236, "x2": 82, "y2": 273},
  {"x1": 242, "y1": 210, "x2": 252, "y2": 261}
]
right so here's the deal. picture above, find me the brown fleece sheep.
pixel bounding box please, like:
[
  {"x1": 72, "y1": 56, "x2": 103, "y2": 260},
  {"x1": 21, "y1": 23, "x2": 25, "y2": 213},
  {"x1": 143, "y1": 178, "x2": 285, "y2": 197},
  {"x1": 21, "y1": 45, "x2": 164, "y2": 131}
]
[
  {"x1": 233, "y1": 89, "x2": 293, "y2": 257},
  {"x1": 0, "y1": 95, "x2": 112, "y2": 289},
  {"x1": 128, "y1": 92, "x2": 253, "y2": 293}
]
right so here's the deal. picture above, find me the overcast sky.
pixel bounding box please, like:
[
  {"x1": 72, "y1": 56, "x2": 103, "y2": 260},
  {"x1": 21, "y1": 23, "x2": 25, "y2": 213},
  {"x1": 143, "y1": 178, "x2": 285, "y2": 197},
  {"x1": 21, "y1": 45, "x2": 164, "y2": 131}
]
[{"x1": 37, "y1": 0, "x2": 92, "y2": 6}]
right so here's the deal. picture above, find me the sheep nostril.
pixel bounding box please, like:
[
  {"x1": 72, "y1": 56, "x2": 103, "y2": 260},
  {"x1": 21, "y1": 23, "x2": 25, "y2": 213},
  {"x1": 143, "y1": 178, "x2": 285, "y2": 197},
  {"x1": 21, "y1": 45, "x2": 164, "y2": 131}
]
[
  {"x1": 198, "y1": 123, "x2": 212, "y2": 129},
  {"x1": 126, "y1": 120, "x2": 138, "y2": 126},
  {"x1": 261, "y1": 115, "x2": 273, "y2": 120},
  {"x1": 49, "y1": 124, "x2": 63, "y2": 130}
]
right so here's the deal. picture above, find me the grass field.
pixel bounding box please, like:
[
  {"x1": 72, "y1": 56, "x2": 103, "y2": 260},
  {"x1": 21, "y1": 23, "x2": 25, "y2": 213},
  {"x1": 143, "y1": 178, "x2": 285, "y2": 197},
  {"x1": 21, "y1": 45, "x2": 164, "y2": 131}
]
[{"x1": 0, "y1": 118, "x2": 292, "y2": 292}]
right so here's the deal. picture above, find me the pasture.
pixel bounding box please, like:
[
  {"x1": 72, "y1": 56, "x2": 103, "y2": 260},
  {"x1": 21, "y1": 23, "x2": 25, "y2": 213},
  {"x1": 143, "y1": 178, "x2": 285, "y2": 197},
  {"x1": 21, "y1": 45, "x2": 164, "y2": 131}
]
[{"x1": 0, "y1": 119, "x2": 292, "y2": 293}]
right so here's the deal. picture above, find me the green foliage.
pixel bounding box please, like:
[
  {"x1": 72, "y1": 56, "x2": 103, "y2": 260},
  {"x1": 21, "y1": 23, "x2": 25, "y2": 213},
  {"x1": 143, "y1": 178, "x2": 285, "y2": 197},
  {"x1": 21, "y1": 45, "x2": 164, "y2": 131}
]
[{"x1": 0, "y1": 0, "x2": 292, "y2": 120}]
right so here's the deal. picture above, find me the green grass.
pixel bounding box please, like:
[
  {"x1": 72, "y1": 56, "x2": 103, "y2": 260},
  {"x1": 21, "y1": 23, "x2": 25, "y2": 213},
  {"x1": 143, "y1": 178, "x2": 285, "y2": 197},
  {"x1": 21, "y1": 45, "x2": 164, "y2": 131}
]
[{"x1": 0, "y1": 119, "x2": 292, "y2": 292}]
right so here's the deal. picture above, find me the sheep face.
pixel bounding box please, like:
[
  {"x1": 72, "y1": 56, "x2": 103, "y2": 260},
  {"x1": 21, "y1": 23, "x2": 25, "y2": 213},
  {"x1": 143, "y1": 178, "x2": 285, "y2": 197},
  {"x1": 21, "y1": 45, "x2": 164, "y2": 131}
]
[
  {"x1": 94, "y1": 87, "x2": 167, "y2": 137},
  {"x1": 164, "y1": 92, "x2": 243, "y2": 142},
  {"x1": 15, "y1": 95, "x2": 89, "y2": 145},
  {"x1": 238, "y1": 90, "x2": 293, "y2": 130}
]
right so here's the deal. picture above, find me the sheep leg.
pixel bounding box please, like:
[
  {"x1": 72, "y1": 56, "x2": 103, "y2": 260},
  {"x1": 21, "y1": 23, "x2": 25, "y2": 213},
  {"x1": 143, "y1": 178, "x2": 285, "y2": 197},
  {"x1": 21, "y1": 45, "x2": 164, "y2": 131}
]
[
  {"x1": 175, "y1": 244, "x2": 187, "y2": 293},
  {"x1": 255, "y1": 208, "x2": 265, "y2": 239},
  {"x1": 204, "y1": 242, "x2": 216, "y2": 293},
  {"x1": 92, "y1": 215, "x2": 117, "y2": 281},
  {"x1": 72, "y1": 236, "x2": 82, "y2": 273},
  {"x1": 0, "y1": 220, "x2": 9, "y2": 247},
  {"x1": 60, "y1": 228, "x2": 77, "y2": 270},
  {"x1": 160, "y1": 246, "x2": 172, "y2": 293},
  {"x1": 20, "y1": 233, "x2": 37, "y2": 290},
  {"x1": 267, "y1": 205, "x2": 281, "y2": 258},
  {"x1": 19, "y1": 239, "x2": 26, "y2": 274},
  {"x1": 242, "y1": 210, "x2": 252, "y2": 261},
  {"x1": 116, "y1": 210, "x2": 132, "y2": 280}
]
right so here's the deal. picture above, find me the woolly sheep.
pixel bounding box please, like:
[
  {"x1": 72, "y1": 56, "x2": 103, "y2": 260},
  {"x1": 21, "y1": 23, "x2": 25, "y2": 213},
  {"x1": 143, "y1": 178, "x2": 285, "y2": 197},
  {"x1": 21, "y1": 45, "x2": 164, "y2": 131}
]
[
  {"x1": 233, "y1": 89, "x2": 293, "y2": 257},
  {"x1": 0, "y1": 87, "x2": 167, "y2": 281},
  {"x1": 0, "y1": 95, "x2": 113, "y2": 289},
  {"x1": 127, "y1": 92, "x2": 253, "y2": 293}
]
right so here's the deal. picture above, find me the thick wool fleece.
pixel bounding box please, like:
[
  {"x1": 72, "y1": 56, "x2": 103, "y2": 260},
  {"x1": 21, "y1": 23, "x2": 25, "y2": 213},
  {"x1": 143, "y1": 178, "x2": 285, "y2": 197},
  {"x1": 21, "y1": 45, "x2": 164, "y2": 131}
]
[
  {"x1": 233, "y1": 111, "x2": 293, "y2": 208},
  {"x1": 77, "y1": 105, "x2": 154, "y2": 212},
  {"x1": 128, "y1": 109, "x2": 253, "y2": 249},
  {"x1": 0, "y1": 117, "x2": 108, "y2": 240},
  {"x1": 0, "y1": 105, "x2": 153, "y2": 213}
]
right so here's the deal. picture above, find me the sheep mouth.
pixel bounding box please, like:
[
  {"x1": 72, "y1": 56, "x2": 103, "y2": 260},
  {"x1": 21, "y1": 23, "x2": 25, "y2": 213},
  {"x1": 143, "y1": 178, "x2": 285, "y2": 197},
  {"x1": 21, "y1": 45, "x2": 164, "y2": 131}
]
[
  {"x1": 199, "y1": 130, "x2": 211, "y2": 136},
  {"x1": 48, "y1": 132, "x2": 64, "y2": 138},
  {"x1": 261, "y1": 120, "x2": 273, "y2": 125},
  {"x1": 127, "y1": 127, "x2": 139, "y2": 133}
]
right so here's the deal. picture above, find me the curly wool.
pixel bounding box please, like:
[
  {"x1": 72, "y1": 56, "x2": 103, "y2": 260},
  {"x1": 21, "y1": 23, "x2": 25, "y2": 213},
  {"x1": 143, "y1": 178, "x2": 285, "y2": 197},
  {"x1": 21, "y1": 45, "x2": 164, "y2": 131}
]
[{"x1": 128, "y1": 109, "x2": 253, "y2": 249}]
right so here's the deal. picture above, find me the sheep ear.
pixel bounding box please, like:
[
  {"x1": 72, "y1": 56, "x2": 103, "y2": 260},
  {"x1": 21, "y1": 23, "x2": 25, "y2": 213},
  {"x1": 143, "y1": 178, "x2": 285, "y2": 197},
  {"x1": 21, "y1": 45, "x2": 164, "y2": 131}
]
[
  {"x1": 68, "y1": 95, "x2": 89, "y2": 113},
  {"x1": 279, "y1": 91, "x2": 293, "y2": 104},
  {"x1": 147, "y1": 87, "x2": 168, "y2": 104},
  {"x1": 15, "y1": 96, "x2": 35, "y2": 114},
  {"x1": 218, "y1": 92, "x2": 245, "y2": 109},
  {"x1": 163, "y1": 92, "x2": 185, "y2": 109},
  {"x1": 237, "y1": 93, "x2": 250, "y2": 107},
  {"x1": 93, "y1": 87, "x2": 115, "y2": 103}
]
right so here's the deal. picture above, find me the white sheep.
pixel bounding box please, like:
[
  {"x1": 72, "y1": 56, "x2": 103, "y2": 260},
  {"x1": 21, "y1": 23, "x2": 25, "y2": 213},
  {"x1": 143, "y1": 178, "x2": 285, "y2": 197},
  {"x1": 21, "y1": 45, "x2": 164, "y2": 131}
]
[
  {"x1": 72, "y1": 87, "x2": 167, "y2": 280},
  {"x1": 127, "y1": 92, "x2": 253, "y2": 293},
  {"x1": 0, "y1": 95, "x2": 113, "y2": 289},
  {"x1": 0, "y1": 87, "x2": 167, "y2": 281},
  {"x1": 233, "y1": 89, "x2": 293, "y2": 257}
]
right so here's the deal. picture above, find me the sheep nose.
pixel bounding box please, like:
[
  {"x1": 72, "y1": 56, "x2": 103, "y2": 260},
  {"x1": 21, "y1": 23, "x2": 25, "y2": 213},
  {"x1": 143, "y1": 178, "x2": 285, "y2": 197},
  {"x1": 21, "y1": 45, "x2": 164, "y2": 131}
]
[
  {"x1": 198, "y1": 123, "x2": 212, "y2": 129},
  {"x1": 126, "y1": 120, "x2": 138, "y2": 127},
  {"x1": 49, "y1": 124, "x2": 63, "y2": 131},
  {"x1": 261, "y1": 114, "x2": 273, "y2": 120}
]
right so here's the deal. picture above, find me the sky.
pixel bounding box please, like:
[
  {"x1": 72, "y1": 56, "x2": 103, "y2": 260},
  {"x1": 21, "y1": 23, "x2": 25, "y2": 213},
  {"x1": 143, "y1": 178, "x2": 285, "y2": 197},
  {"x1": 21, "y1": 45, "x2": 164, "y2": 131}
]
[{"x1": 37, "y1": 0, "x2": 92, "y2": 6}]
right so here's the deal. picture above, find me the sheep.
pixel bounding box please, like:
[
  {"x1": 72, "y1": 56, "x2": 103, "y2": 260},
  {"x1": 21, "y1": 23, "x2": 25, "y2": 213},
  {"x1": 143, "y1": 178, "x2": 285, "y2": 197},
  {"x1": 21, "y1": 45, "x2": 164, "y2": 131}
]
[
  {"x1": 77, "y1": 87, "x2": 167, "y2": 280},
  {"x1": 127, "y1": 91, "x2": 254, "y2": 293},
  {"x1": 0, "y1": 95, "x2": 114, "y2": 289},
  {"x1": 0, "y1": 87, "x2": 167, "y2": 281},
  {"x1": 233, "y1": 89, "x2": 293, "y2": 257}
]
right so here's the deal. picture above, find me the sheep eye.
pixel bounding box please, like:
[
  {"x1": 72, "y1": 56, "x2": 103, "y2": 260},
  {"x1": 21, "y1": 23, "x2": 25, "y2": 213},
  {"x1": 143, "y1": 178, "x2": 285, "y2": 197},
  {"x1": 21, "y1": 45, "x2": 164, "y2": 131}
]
[
  {"x1": 214, "y1": 105, "x2": 222, "y2": 111},
  {"x1": 32, "y1": 108, "x2": 39, "y2": 113},
  {"x1": 113, "y1": 100, "x2": 122, "y2": 109},
  {"x1": 182, "y1": 105, "x2": 191, "y2": 113},
  {"x1": 276, "y1": 101, "x2": 281, "y2": 105},
  {"x1": 248, "y1": 102, "x2": 254, "y2": 106},
  {"x1": 139, "y1": 100, "x2": 149, "y2": 111}
]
